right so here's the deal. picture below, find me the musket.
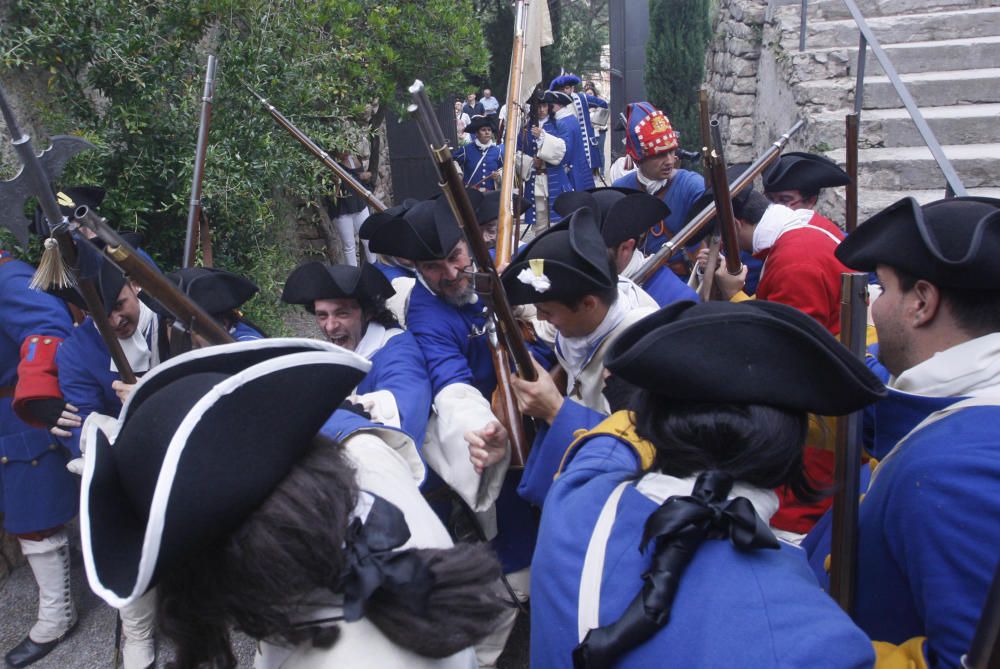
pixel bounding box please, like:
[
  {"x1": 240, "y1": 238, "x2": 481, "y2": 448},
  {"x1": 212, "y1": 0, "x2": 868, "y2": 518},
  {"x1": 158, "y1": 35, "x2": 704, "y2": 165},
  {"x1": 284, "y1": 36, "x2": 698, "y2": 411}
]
[
  {"x1": 708, "y1": 120, "x2": 743, "y2": 277},
  {"x1": 962, "y1": 558, "x2": 1000, "y2": 669},
  {"x1": 73, "y1": 205, "x2": 234, "y2": 346},
  {"x1": 408, "y1": 80, "x2": 538, "y2": 467},
  {"x1": 845, "y1": 113, "x2": 860, "y2": 234},
  {"x1": 496, "y1": 0, "x2": 528, "y2": 263},
  {"x1": 245, "y1": 84, "x2": 386, "y2": 213},
  {"x1": 184, "y1": 55, "x2": 217, "y2": 269},
  {"x1": 828, "y1": 272, "x2": 869, "y2": 615},
  {"x1": 698, "y1": 89, "x2": 712, "y2": 188},
  {"x1": 628, "y1": 119, "x2": 804, "y2": 286},
  {"x1": 0, "y1": 82, "x2": 138, "y2": 383}
]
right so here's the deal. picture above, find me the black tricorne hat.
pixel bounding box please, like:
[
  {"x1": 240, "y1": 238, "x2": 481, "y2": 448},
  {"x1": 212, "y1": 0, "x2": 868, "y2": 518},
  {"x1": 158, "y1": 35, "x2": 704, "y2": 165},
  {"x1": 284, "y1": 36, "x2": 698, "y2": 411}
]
[
  {"x1": 500, "y1": 207, "x2": 615, "y2": 305},
  {"x1": 167, "y1": 267, "x2": 258, "y2": 317},
  {"x1": 358, "y1": 199, "x2": 419, "y2": 241},
  {"x1": 465, "y1": 115, "x2": 497, "y2": 135},
  {"x1": 80, "y1": 338, "x2": 371, "y2": 607},
  {"x1": 541, "y1": 90, "x2": 573, "y2": 106},
  {"x1": 763, "y1": 152, "x2": 850, "y2": 195},
  {"x1": 31, "y1": 186, "x2": 108, "y2": 238},
  {"x1": 366, "y1": 192, "x2": 483, "y2": 262},
  {"x1": 281, "y1": 262, "x2": 395, "y2": 311},
  {"x1": 835, "y1": 196, "x2": 1000, "y2": 289},
  {"x1": 605, "y1": 300, "x2": 886, "y2": 416},
  {"x1": 475, "y1": 190, "x2": 532, "y2": 227},
  {"x1": 554, "y1": 187, "x2": 670, "y2": 248}
]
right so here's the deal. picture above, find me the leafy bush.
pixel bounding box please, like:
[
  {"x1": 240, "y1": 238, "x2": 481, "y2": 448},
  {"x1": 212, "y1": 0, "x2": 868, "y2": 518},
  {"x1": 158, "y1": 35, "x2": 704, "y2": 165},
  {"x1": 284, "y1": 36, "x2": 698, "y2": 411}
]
[
  {"x1": 646, "y1": 0, "x2": 712, "y2": 153},
  {"x1": 0, "y1": 0, "x2": 486, "y2": 332}
]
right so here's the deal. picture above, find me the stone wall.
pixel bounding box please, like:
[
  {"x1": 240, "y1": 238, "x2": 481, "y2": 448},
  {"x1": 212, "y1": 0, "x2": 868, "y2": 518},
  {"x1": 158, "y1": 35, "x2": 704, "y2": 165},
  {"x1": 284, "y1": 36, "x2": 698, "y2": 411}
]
[
  {"x1": 704, "y1": 0, "x2": 843, "y2": 218},
  {"x1": 703, "y1": 0, "x2": 769, "y2": 164}
]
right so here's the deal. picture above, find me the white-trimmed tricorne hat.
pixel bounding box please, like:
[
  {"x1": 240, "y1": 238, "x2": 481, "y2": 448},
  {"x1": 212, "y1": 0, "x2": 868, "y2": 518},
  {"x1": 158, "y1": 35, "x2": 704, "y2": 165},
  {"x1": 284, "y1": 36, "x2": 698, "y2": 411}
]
[{"x1": 80, "y1": 338, "x2": 371, "y2": 608}]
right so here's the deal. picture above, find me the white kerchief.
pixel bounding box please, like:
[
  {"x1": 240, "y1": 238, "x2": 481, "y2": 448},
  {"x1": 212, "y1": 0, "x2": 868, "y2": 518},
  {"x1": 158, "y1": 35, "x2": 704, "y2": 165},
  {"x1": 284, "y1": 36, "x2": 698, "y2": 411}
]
[
  {"x1": 103, "y1": 299, "x2": 159, "y2": 374},
  {"x1": 474, "y1": 138, "x2": 495, "y2": 150},
  {"x1": 751, "y1": 205, "x2": 816, "y2": 255},
  {"x1": 635, "y1": 169, "x2": 668, "y2": 196},
  {"x1": 557, "y1": 295, "x2": 627, "y2": 388},
  {"x1": 635, "y1": 472, "x2": 780, "y2": 524},
  {"x1": 891, "y1": 332, "x2": 1000, "y2": 398}
]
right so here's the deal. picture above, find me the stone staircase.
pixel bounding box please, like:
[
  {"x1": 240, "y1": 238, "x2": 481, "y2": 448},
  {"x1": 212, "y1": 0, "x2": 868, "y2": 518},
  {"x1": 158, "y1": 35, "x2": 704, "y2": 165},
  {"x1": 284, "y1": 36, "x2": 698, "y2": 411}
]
[{"x1": 769, "y1": 0, "x2": 1000, "y2": 218}]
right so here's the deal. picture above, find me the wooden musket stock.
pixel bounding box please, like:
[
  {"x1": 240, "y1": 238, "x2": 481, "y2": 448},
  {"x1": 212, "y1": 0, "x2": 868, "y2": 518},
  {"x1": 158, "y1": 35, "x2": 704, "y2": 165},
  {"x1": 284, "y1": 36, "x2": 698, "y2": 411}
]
[
  {"x1": 708, "y1": 120, "x2": 743, "y2": 276},
  {"x1": 74, "y1": 206, "x2": 234, "y2": 346},
  {"x1": 628, "y1": 119, "x2": 804, "y2": 286},
  {"x1": 246, "y1": 84, "x2": 386, "y2": 213},
  {"x1": 828, "y1": 272, "x2": 869, "y2": 615}
]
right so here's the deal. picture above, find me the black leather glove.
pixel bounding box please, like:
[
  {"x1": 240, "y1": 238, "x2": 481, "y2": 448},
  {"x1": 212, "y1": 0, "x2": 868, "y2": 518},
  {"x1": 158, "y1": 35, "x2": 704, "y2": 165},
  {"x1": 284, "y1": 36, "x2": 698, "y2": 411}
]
[{"x1": 23, "y1": 398, "x2": 69, "y2": 428}]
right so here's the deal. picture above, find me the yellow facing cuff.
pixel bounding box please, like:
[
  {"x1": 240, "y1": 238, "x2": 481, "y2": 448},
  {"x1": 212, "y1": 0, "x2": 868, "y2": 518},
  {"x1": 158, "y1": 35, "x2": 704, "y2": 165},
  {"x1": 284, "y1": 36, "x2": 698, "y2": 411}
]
[{"x1": 872, "y1": 637, "x2": 928, "y2": 669}]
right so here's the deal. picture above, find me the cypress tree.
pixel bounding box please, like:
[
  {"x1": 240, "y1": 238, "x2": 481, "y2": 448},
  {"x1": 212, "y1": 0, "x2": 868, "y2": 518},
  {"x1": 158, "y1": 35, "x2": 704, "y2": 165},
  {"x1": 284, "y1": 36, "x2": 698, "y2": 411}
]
[{"x1": 645, "y1": 0, "x2": 712, "y2": 152}]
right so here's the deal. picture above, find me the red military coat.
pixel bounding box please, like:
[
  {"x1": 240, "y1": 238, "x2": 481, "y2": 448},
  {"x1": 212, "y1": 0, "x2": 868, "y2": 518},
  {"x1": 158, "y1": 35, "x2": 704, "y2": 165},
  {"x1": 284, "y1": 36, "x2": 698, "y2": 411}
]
[{"x1": 755, "y1": 211, "x2": 849, "y2": 336}]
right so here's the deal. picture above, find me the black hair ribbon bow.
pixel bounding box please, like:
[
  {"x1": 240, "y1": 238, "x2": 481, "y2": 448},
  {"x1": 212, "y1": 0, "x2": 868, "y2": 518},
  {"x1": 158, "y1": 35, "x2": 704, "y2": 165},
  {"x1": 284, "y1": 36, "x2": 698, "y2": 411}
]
[
  {"x1": 573, "y1": 470, "x2": 779, "y2": 669},
  {"x1": 339, "y1": 494, "x2": 436, "y2": 622}
]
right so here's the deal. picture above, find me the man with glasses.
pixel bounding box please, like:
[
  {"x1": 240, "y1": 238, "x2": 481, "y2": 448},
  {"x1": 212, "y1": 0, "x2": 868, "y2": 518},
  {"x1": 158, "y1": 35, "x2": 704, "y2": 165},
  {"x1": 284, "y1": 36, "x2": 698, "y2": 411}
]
[{"x1": 762, "y1": 151, "x2": 851, "y2": 215}]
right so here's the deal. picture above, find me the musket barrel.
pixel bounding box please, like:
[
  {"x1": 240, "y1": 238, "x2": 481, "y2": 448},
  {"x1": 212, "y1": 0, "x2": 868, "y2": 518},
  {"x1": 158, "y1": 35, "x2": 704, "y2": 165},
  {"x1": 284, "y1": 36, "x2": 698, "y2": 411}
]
[
  {"x1": 845, "y1": 113, "x2": 860, "y2": 234},
  {"x1": 184, "y1": 54, "x2": 217, "y2": 268},
  {"x1": 628, "y1": 119, "x2": 804, "y2": 285},
  {"x1": 248, "y1": 83, "x2": 386, "y2": 213},
  {"x1": 75, "y1": 205, "x2": 234, "y2": 345}
]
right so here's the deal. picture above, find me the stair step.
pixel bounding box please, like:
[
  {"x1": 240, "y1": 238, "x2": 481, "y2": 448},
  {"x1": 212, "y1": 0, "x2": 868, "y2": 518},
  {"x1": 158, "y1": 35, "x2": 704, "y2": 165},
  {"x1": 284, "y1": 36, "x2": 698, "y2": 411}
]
[
  {"x1": 862, "y1": 68, "x2": 1000, "y2": 109},
  {"x1": 810, "y1": 103, "x2": 1000, "y2": 148},
  {"x1": 788, "y1": 7, "x2": 1000, "y2": 49},
  {"x1": 826, "y1": 143, "x2": 1000, "y2": 190},
  {"x1": 773, "y1": 0, "x2": 1000, "y2": 21},
  {"x1": 790, "y1": 36, "x2": 1000, "y2": 84},
  {"x1": 856, "y1": 187, "x2": 1000, "y2": 217},
  {"x1": 795, "y1": 68, "x2": 1000, "y2": 111}
]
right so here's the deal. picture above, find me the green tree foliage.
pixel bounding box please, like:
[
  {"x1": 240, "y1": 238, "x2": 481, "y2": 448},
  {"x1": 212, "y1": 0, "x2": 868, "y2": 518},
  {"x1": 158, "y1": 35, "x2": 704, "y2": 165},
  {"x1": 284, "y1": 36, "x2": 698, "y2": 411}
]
[
  {"x1": 0, "y1": 0, "x2": 487, "y2": 333},
  {"x1": 472, "y1": 0, "x2": 607, "y2": 98},
  {"x1": 646, "y1": 0, "x2": 712, "y2": 153},
  {"x1": 543, "y1": 0, "x2": 607, "y2": 84}
]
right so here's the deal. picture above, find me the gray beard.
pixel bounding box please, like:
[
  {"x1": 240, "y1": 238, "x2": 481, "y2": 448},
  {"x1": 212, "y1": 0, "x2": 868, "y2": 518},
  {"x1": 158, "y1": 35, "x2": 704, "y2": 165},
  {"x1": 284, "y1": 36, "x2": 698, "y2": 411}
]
[{"x1": 442, "y1": 283, "x2": 478, "y2": 307}]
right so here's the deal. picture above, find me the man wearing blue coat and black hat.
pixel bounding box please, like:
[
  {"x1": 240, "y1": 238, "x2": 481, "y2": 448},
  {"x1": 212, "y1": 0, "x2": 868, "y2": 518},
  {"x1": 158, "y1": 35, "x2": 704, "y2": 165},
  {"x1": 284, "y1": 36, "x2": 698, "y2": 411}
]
[
  {"x1": 806, "y1": 195, "x2": 1000, "y2": 668},
  {"x1": 282, "y1": 261, "x2": 432, "y2": 447}
]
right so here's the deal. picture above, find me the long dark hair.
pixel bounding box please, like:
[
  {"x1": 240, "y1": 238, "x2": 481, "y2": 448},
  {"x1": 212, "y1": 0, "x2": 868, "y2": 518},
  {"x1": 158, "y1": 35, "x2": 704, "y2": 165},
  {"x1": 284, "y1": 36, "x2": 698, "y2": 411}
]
[
  {"x1": 633, "y1": 392, "x2": 821, "y2": 502},
  {"x1": 157, "y1": 435, "x2": 504, "y2": 668}
]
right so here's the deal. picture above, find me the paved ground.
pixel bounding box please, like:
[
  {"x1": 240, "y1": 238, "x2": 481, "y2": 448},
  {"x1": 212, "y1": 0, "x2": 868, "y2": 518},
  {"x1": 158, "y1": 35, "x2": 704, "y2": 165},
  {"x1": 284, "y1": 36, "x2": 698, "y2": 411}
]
[{"x1": 1, "y1": 553, "x2": 528, "y2": 669}]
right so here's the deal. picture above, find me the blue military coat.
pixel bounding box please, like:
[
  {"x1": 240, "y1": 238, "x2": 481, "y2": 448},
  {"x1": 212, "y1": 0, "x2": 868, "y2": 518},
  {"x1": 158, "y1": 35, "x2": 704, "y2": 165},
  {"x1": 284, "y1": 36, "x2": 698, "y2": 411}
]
[
  {"x1": 356, "y1": 329, "x2": 432, "y2": 446},
  {"x1": 0, "y1": 256, "x2": 78, "y2": 534},
  {"x1": 526, "y1": 418, "x2": 876, "y2": 669},
  {"x1": 552, "y1": 109, "x2": 595, "y2": 192},
  {"x1": 405, "y1": 280, "x2": 553, "y2": 572},
  {"x1": 453, "y1": 142, "x2": 504, "y2": 191},
  {"x1": 520, "y1": 117, "x2": 572, "y2": 230},
  {"x1": 613, "y1": 168, "x2": 705, "y2": 257}
]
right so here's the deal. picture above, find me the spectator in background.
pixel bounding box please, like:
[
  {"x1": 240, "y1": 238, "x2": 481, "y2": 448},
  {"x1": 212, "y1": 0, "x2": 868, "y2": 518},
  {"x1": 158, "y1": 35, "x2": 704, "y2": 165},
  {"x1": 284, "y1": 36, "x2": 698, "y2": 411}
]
[
  {"x1": 462, "y1": 92, "x2": 484, "y2": 118},
  {"x1": 481, "y1": 88, "x2": 500, "y2": 116},
  {"x1": 326, "y1": 150, "x2": 374, "y2": 267},
  {"x1": 455, "y1": 99, "x2": 471, "y2": 143}
]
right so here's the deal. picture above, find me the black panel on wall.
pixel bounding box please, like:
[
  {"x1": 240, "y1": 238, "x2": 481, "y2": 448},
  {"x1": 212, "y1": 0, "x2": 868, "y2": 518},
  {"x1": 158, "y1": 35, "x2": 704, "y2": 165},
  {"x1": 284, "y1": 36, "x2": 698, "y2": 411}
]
[
  {"x1": 386, "y1": 100, "x2": 456, "y2": 204},
  {"x1": 609, "y1": 0, "x2": 650, "y2": 160}
]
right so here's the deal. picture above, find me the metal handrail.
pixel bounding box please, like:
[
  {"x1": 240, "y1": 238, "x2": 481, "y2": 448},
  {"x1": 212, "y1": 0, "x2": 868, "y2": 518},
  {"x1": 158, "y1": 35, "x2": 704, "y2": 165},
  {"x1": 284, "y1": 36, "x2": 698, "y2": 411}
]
[{"x1": 798, "y1": 0, "x2": 968, "y2": 197}]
